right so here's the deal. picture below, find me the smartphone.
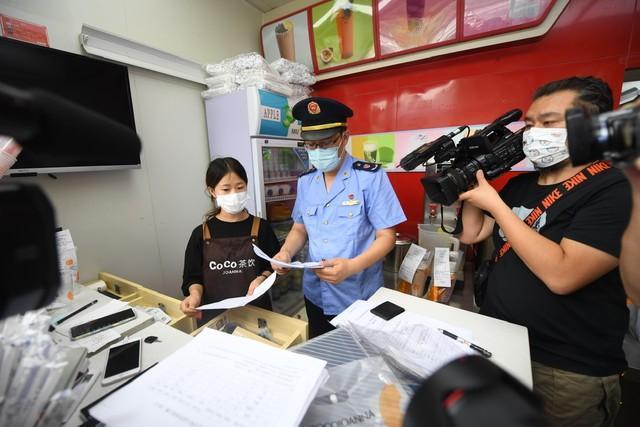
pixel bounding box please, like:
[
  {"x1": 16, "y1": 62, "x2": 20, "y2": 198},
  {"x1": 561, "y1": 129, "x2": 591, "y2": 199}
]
[
  {"x1": 370, "y1": 301, "x2": 405, "y2": 321},
  {"x1": 102, "y1": 338, "x2": 142, "y2": 385}
]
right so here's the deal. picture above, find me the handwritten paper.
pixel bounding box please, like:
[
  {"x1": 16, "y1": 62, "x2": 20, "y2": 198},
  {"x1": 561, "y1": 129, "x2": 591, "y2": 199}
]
[
  {"x1": 197, "y1": 273, "x2": 276, "y2": 310},
  {"x1": 89, "y1": 328, "x2": 328, "y2": 427},
  {"x1": 253, "y1": 244, "x2": 323, "y2": 269}
]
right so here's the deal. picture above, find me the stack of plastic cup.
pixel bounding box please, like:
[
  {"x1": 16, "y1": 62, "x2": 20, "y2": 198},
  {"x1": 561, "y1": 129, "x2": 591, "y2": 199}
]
[{"x1": 0, "y1": 136, "x2": 21, "y2": 176}]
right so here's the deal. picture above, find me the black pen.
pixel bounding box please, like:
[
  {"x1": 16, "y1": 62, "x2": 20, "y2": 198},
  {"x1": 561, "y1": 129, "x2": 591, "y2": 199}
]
[
  {"x1": 438, "y1": 328, "x2": 492, "y2": 358},
  {"x1": 49, "y1": 299, "x2": 99, "y2": 332}
]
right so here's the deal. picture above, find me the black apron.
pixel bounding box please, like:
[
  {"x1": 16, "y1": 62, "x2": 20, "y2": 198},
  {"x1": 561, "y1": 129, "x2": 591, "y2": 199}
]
[{"x1": 202, "y1": 216, "x2": 272, "y2": 313}]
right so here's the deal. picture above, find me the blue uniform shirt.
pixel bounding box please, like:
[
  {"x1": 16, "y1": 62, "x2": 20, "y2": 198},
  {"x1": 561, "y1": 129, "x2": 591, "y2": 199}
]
[{"x1": 292, "y1": 153, "x2": 406, "y2": 315}]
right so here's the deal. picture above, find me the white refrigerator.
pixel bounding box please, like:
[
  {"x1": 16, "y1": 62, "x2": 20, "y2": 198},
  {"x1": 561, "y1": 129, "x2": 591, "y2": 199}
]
[{"x1": 204, "y1": 87, "x2": 309, "y2": 315}]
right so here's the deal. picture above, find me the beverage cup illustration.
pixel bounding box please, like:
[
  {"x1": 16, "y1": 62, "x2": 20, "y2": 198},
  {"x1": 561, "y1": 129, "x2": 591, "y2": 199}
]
[
  {"x1": 275, "y1": 20, "x2": 296, "y2": 62},
  {"x1": 406, "y1": 0, "x2": 426, "y2": 32},
  {"x1": 336, "y1": 3, "x2": 354, "y2": 59},
  {"x1": 363, "y1": 141, "x2": 378, "y2": 163}
]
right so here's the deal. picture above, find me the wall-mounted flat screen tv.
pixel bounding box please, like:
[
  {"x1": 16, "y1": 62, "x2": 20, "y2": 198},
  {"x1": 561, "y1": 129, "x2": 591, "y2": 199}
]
[{"x1": 0, "y1": 36, "x2": 140, "y2": 175}]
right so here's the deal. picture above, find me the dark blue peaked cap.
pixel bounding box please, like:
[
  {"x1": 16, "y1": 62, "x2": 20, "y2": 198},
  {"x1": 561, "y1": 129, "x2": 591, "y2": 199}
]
[{"x1": 292, "y1": 97, "x2": 353, "y2": 141}]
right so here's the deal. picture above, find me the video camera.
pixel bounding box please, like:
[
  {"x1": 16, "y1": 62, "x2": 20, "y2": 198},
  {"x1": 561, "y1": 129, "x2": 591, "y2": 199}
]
[
  {"x1": 406, "y1": 109, "x2": 525, "y2": 206},
  {"x1": 566, "y1": 105, "x2": 639, "y2": 167},
  {"x1": 404, "y1": 355, "x2": 550, "y2": 427}
]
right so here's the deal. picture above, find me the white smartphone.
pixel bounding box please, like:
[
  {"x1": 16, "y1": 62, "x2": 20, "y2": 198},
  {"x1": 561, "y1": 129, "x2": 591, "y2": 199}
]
[{"x1": 102, "y1": 338, "x2": 142, "y2": 385}]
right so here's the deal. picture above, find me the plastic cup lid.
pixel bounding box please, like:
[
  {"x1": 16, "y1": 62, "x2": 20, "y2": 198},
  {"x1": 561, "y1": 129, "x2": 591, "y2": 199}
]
[{"x1": 395, "y1": 233, "x2": 414, "y2": 246}]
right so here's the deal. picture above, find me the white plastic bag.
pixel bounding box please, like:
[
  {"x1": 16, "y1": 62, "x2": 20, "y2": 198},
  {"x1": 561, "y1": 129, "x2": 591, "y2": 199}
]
[{"x1": 300, "y1": 356, "x2": 408, "y2": 427}]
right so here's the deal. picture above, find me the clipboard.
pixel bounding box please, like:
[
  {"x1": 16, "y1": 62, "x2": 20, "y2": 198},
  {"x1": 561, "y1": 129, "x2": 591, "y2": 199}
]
[{"x1": 78, "y1": 362, "x2": 158, "y2": 426}]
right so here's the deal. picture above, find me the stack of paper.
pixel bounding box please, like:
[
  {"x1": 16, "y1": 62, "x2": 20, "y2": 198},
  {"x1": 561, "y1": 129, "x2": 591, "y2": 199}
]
[
  {"x1": 331, "y1": 300, "x2": 473, "y2": 377},
  {"x1": 89, "y1": 328, "x2": 328, "y2": 427}
]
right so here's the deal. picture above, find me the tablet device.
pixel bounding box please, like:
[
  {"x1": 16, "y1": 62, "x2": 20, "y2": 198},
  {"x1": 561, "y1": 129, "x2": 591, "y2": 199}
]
[{"x1": 102, "y1": 338, "x2": 142, "y2": 385}]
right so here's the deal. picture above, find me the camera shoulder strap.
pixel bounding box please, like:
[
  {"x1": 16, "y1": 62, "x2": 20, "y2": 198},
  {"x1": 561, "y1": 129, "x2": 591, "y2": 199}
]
[{"x1": 494, "y1": 160, "x2": 611, "y2": 262}]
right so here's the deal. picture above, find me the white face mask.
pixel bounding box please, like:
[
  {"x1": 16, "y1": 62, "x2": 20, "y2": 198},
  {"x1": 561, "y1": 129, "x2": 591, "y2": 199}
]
[
  {"x1": 522, "y1": 127, "x2": 570, "y2": 168},
  {"x1": 215, "y1": 191, "x2": 248, "y2": 214}
]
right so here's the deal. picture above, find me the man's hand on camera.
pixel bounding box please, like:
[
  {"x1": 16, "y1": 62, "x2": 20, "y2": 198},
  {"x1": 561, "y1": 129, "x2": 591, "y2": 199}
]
[{"x1": 459, "y1": 170, "x2": 503, "y2": 213}]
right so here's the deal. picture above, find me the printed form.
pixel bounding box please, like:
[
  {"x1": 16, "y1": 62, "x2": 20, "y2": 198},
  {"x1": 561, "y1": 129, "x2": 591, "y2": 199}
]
[{"x1": 89, "y1": 328, "x2": 327, "y2": 427}]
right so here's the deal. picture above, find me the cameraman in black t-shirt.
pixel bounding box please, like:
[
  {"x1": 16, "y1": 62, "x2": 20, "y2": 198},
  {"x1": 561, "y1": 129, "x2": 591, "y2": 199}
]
[{"x1": 458, "y1": 76, "x2": 631, "y2": 427}]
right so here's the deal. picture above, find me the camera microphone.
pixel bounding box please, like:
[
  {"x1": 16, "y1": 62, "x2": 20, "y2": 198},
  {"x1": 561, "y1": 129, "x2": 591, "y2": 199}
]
[
  {"x1": 478, "y1": 109, "x2": 522, "y2": 136},
  {"x1": 399, "y1": 125, "x2": 467, "y2": 171}
]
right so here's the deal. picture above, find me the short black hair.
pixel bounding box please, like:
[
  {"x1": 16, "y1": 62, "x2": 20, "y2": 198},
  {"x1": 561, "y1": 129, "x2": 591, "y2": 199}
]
[{"x1": 532, "y1": 76, "x2": 613, "y2": 114}]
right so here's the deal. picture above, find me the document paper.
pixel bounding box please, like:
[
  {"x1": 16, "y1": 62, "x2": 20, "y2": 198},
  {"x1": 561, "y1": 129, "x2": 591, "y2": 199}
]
[
  {"x1": 331, "y1": 300, "x2": 473, "y2": 377},
  {"x1": 433, "y1": 247, "x2": 452, "y2": 287},
  {"x1": 197, "y1": 272, "x2": 276, "y2": 310},
  {"x1": 253, "y1": 244, "x2": 323, "y2": 269},
  {"x1": 397, "y1": 244, "x2": 427, "y2": 283},
  {"x1": 331, "y1": 300, "x2": 473, "y2": 340},
  {"x1": 89, "y1": 328, "x2": 328, "y2": 427}
]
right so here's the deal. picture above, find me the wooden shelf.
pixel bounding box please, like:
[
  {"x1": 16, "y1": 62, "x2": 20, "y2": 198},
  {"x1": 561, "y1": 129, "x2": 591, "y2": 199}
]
[
  {"x1": 264, "y1": 176, "x2": 299, "y2": 184},
  {"x1": 266, "y1": 194, "x2": 297, "y2": 203}
]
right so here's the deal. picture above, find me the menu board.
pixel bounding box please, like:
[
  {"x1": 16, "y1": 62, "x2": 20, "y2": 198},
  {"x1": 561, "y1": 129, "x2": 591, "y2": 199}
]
[{"x1": 260, "y1": 0, "x2": 558, "y2": 76}]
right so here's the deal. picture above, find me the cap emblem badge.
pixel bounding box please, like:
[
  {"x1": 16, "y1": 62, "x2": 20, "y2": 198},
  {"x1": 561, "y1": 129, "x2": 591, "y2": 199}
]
[{"x1": 308, "y1": 101, "x2": 321, "y2": 115}]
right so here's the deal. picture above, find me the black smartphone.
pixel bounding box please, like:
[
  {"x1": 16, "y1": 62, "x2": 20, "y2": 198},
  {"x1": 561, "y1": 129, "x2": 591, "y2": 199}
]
[{"x1": 370, "y1": 301, "x2": 405, "y2": 321}]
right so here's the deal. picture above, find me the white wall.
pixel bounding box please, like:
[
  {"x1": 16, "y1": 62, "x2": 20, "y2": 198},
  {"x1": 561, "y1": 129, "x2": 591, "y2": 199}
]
[{"x1": 0, "y1": 0, "x2": 263, "y2": 298}]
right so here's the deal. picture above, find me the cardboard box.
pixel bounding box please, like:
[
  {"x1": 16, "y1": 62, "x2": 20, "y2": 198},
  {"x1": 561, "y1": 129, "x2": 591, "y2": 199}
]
[
  {"x1": 192, "y1": 304, "x2": 308, "y2": 349},
  {"x1": 82, "y1": 272, "x2": 197, "y2": 334}
]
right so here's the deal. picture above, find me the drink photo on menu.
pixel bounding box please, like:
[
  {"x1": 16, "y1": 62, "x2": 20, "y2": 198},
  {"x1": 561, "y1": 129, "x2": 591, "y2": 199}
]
[
  {"x1": 377, "y1": 0, "x2": 457, "y2": 55},
  {"x1": 311, "y1": 0, "x2": 375, "y2": 71},
  {"x1": 261, "y1": 10, "x2": 314, "y2": 71}
]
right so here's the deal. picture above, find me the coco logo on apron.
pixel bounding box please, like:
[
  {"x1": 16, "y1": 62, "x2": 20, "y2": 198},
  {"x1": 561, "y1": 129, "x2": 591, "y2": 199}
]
[
  {"x1": 208, "y1": 258, "x2": 256, "y2": 274},
  {"x1": 201, "y1": 217, "x2": 265, "y2": 306}
]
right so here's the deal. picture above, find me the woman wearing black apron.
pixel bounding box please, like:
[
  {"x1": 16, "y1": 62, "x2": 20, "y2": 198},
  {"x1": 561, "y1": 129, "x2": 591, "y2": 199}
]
[{"x1": 180, "y1": 157, "x2": 281, "y2": 323}]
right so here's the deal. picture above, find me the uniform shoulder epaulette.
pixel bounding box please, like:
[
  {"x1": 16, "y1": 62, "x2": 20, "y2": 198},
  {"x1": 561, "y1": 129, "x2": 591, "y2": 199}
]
[
  {"x1": 352, "y1": 161, "x2": 380, "y2": 172},
  {"x1": 298, "y1": 167, "x2": 317, "y2": 177}
]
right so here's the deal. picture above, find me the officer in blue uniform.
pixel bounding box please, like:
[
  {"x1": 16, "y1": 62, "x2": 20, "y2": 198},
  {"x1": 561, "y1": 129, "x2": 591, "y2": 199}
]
[{"x1": 271, "y1": 97, "x2": 406, "y2": 338}]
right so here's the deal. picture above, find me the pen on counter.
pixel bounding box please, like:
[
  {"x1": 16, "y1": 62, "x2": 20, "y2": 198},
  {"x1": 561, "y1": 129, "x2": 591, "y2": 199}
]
[
  {"x1": 438, "y1": 328, "x2": 492, "y2": 358},
  {"x1": 48, "y1": 299, "x2": 98, "y2": 332}
]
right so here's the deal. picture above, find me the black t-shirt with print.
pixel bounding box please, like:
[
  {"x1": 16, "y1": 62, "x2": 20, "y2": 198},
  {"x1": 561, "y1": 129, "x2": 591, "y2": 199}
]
[
  {"x1": 480, "y1": 166, "x2": 632, "y2": 376},
  {"x1": 181, "y1": 215, "x2": 281, "y2": 296}
]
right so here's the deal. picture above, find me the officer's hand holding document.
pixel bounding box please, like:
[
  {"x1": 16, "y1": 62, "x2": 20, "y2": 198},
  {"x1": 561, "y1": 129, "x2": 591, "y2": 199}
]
[
  {"x1": 253, "y1": 244, "x2": 323, "y2": 269},
  {"x1": 197, "y1": 273, "x2": 277, "y2": 310}
]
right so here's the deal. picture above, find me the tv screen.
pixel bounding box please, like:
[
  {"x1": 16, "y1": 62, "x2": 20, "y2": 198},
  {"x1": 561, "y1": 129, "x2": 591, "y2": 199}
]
[{"x1": 0, "y1": 36, "x2": 140, "y2": 174}]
